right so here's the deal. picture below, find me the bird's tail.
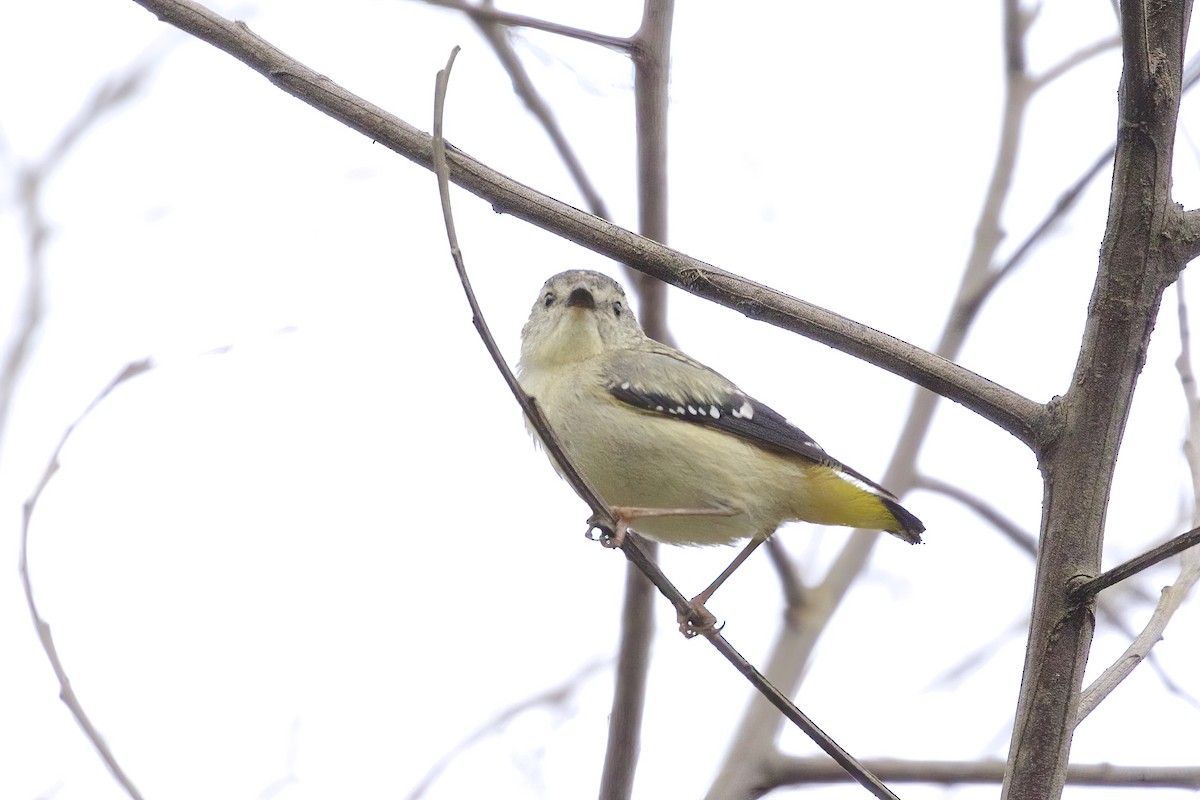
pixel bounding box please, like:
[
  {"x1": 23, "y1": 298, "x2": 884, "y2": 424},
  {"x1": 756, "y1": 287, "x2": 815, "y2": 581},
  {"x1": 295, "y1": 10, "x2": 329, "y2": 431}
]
[{"x1": 799, "y1": 465, "x2": 925, "y2": 544}]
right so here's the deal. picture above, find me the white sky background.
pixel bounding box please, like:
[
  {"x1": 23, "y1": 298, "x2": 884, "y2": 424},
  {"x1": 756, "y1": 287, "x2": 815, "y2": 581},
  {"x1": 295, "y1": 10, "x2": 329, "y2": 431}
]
[{"x1": 2, "y1": 2, "x2": 1199, "y2": 799}]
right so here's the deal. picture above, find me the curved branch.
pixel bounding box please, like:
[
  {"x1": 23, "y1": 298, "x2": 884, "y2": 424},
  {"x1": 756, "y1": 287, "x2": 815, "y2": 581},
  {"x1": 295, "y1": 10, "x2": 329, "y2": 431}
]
[
  {"x1": 128, "y1": 0, "x2": 1046, "y2": 446},
  {"x1": 21, "y1": 361, "x2": 157, "y2": 800}
]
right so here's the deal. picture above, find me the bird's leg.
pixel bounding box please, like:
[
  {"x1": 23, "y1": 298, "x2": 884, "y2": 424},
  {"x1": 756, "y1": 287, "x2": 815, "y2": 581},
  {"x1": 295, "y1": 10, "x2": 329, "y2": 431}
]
[
  {"x1": 595, "y1": 504, "x2": 737, "y2": 548},
  {"x1": 679, "y1": 536, "x2": 767, "y2": 638}
]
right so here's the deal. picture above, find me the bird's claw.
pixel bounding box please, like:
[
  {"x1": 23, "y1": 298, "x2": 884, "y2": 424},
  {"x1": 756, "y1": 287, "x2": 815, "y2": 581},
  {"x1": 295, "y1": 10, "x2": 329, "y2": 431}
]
[
  {"x1": 586, "y1": 512, "x2": 630, "y2": 548},
  {"x1": 678, "y1": 601, "x2": 722, "y2": 639}
]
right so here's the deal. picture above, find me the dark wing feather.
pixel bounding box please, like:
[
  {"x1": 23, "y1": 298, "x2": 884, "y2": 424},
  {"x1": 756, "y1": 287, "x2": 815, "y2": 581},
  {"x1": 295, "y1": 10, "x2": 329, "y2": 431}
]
[{"x1": 604, "y1": 349, "x2": 898, "y2": 499}]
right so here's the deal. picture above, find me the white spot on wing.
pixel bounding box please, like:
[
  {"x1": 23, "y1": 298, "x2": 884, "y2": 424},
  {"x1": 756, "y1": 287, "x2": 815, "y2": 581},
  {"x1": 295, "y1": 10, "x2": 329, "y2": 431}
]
[
  {"x1": 739, "y1": 400, "x2": 754, "y2": 420},
  {"x1": 710, "y1": 405, "x2": 721, "y2": 418}
]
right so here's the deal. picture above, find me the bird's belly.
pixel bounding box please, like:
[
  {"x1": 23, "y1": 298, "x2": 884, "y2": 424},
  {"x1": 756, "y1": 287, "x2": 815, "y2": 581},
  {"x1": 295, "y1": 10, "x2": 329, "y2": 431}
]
[{"x1": 562, "y1": 414, "x2": 766, "y2": 546}]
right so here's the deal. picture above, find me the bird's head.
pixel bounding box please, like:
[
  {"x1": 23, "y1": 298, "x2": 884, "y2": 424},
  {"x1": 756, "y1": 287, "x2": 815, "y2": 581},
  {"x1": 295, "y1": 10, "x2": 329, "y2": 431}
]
[{"x1": 520, "y1": 270, "x2": 645, "y2": 370}]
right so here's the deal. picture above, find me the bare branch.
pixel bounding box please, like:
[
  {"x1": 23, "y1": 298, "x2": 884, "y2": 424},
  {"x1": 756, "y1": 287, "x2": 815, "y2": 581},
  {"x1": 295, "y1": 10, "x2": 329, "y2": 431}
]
[
  {"x1": 21, "y1": 360, "x2": 157, "y2": 800},
  {"x1": 626, "y1": 0, "x2": 674, "y2": 345},
  {"x1": 769, "y1": 756, "x2": 1200, "y2": 789},
  {"x1": 915, "y1": 475, "x2": 1037, "y2": 555},
  {"x1": 989, "y1": 49, "x2": 1200, "y2": 292},
  {"x1": 1074, "y1": 278, "x2": 1200, "y2": 722},
  {"x1": 764, "y1": 536, "x2": 806, "y2": 613},
  {"x1": 420, "y1": 0, "x2": 632, "y2": 51},
  {"x1": 1076, "y1": 570, "x2": 1200, "y2": 723},
  {"x1": 924, "y1": 616, "x2": 1029, "y2": 691},
  {"x1": 0, "y1": 55, "x2": 158, "y2": 455},
  {"x1": 463, "y1": 4, "x2": 613, "y2": 220},
  {"x1": 1032, "y1": 34, "x2": 1121, "y2": 90},
  {"x1": 404, "y1": 660, "x2": 607, "y2": 800},
  {"x1": 126, "y1": 0, "x2": 1045, "y2": 445},
  {"x1": 1069, "y1": 525, "x2": 1200, "y2": 601},
  {"x1": 601, "y1": 4, "x2": 675, "y2": 795},
  {"x1": 9, "y1": 50, "x2": 167, "y2": 800},
  {"x1": 712, "y1": 5, "x2": 1053, "y2": 793},
  {"x1": 1004, "y1": 0, "x2": 1195, "y2": 795},
  {"x1": 967, "y1": 143, "x2": 1115, "y2": 318}
]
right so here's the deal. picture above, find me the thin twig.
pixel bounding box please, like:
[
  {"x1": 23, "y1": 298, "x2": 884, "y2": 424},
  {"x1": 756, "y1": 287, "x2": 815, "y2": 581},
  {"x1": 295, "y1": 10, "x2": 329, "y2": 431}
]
[
  {"x1": 10, "y1": 49, "x2": 168, "y2": 800},
  {"x1": 1069, "y1": 526, "x2": 1200, "y2": 601},
  {"x1": 20, "y1": 360, "x2": 156, "y2": 800},
  {"x1": 979, "y1": 49, "x2": 1200, "y2": 311},
  {"x1": 430, "y1": 47, "x2": 900, "y2": 800},
  {"x1": 967, "y1": 143, "x2": 1116, "y2": 318},
  {"x1": 1073, "y1": 277, "x2": 1200, "y2": 722},
  {"x1": 404, "y1": 660, "x2": 608, "y2": 800},
  {"x1": 431, "y1": 46, "x2": 614, "y2": 528},
  {"x1": 915, "y1": 475, "x2": 1037, "y2": 555},
  {"x1": 923, "y1": 616, "x2": 1029, "y2": 691},
  {"x1": 1, "y1": 54, "x2": 160, "y2": 456},
  {"x1": 421, "y1": 0, "x2": 632, "y2": 52},
  {"x1": 464, "y1": 2, "x2": 613, "y2": 220},
  {"x1": 1032, "y1": 34, "x2": 1121, "y2": 89}
]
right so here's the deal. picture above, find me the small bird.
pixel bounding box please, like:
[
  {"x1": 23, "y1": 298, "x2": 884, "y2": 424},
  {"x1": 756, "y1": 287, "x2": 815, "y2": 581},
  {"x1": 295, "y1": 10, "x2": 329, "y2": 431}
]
[{"x1": 518, "y1": 270, "x2": 923, "y2": 635}]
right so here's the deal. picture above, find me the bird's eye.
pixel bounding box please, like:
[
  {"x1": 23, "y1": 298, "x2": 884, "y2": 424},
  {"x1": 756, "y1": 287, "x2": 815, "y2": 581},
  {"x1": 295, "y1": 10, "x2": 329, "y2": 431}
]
[
  {"x1": 543, "y1": 292, "x2": 555, "y2": 307},
  {"x1": 613, "y1": 301, "x2": 623, "y2": 317}
]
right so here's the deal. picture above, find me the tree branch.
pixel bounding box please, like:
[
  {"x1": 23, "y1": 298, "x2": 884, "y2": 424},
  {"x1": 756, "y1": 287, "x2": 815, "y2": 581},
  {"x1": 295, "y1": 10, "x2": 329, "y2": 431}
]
[
  {"x1": 458, "y1": 2, "x2": 614, "y2": 221},
  {"x1": 600, "y1": 3, "x2": 675, "y2": 797},
  {"x1": 1075, "y1": 278, "x2": 1200, "y2": 722},
  {"x1": 1069, "y1": 525, "x2": 1200, "y2": 601},
  {"x1": 915, "y1": 475, "x2": 1037, "y2": 555},
  {"x1": 1170, "y1": 206, "x2": 1200, "y2": 264},
  {"x1": 626, "y1": 0, "x2": 674, "y2": 345},
  {"x1": 1003, "y1": 1, "x2": 1195, "y2": 797},
  {"x1": 404, "y1": 660, "x2": 607, "y2": 800},
  {"x1": 21, "y1": 361, "x2": 157, "y2": 800},
  {"x1": 769, "y1": 757, "x2": 1200, "y2": 789},
  {"x1": 710, "y1": 3, "x2": 1049, "y2": 794},
  {"x1": 420, "y1": 0, "x2": 632, "y2": 51},
  {"x1": 127, "y1": 0, "x2": 1045, "y2": 446},
  {"x1": 1032, "y1": 34, "x2": 1121, "y2": 90}
]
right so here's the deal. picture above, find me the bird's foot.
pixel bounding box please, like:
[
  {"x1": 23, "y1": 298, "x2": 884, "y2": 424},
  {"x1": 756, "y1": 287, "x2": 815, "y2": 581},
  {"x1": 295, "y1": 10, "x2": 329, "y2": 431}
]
[
  {"x1": 586, "y1": 512, "x2": 632, "y2": 548},
  {"x1": 678, "y1": 598, "x2": 722, "y2": 639},
  {"x1": 588, "y1": 504, "x2": 734, "y2": 549}
]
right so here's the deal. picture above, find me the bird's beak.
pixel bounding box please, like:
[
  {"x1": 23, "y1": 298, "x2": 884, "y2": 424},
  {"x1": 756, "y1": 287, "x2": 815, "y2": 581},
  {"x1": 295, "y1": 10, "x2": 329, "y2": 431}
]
[{"x1": 566, "y1": 287, "x2": 596, "y2": 310}]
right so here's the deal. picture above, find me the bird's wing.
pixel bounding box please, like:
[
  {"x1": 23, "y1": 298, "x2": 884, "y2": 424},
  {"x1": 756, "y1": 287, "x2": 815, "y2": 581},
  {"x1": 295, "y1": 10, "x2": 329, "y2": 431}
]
[{"x1": 603, "y1": 347, "x2": 896, "y2": 499}]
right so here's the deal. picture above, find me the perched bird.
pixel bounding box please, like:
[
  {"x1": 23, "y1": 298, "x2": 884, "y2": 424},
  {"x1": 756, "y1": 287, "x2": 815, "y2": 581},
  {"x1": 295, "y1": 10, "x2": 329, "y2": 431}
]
[{"x1": 518, "y1": 270, "x2": 923, "y2": 634}]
